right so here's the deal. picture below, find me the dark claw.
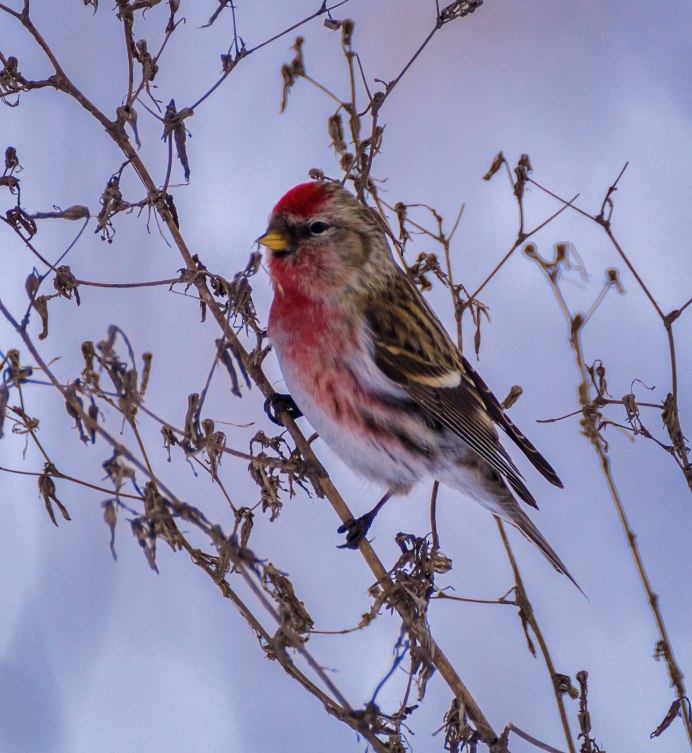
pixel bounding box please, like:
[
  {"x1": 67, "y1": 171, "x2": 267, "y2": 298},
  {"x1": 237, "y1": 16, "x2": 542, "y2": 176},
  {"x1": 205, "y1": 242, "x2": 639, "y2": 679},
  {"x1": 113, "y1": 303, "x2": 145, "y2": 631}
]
[
  {"x1": 263, "y1": 392, "x2": 303, "y2": 426},
  {"x1": 337, "y1": 511, "x2": 376, "y2": 549}
]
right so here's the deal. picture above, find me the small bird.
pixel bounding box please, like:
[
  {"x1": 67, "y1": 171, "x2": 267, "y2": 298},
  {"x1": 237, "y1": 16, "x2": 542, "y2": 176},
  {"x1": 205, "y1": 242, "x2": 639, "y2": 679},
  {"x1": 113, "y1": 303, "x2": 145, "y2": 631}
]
[{"x1": 258, "y1": 181, "x2": 576, "y2": 584}]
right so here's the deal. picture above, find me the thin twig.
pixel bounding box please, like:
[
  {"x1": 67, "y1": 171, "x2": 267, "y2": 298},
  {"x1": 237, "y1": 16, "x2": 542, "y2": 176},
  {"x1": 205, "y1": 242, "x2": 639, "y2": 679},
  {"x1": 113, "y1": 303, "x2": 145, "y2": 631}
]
[{"x1": 497, "y1": 520, "x2": 577, "y2": 753}]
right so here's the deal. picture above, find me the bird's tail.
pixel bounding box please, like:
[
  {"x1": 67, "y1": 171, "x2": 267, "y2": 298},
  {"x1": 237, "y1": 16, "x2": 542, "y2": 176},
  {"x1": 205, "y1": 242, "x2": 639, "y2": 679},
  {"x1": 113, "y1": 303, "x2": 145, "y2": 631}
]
[
  {"x1": 443, "y1": 463, "x2": 584, "y2": 594},
  {"x1": 507, "y1": 504, "x2": 584, "y2": 595}
]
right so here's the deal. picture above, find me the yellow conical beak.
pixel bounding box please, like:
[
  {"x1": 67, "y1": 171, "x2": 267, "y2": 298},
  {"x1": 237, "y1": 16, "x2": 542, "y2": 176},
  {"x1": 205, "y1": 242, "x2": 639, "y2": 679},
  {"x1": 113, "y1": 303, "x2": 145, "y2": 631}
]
[{"x1": 256, "y1": 230, "x2": 290, "y2": 252}]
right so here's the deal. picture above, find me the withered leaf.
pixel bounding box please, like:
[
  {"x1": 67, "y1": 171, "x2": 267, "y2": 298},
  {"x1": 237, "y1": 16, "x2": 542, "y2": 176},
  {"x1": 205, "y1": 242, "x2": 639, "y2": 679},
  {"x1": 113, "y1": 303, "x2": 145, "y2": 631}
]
[
  {"x1": 501, "y1": 385, "x2": 523, "y2": 410},
  {"x1": 102, "y1": 499, "x2": 118, "y2": 560},
  {"x1": 53, "y1": 265, "x2": 81, "y2": 304},
  {"x1": 650, "y1": 698, "x2": 683, "y2": 739},
  {"x1": 483, "y1": 151, "x2": 505, "y2": 181},
  {"x1": 280, "y1": 37, "x2": 305, "y2": 112},
  {"x1": 131, "y1": 517, "x2": 158, "y2": 572},
  {"x1": 38, "y1": 466, "x2": 71, "y2": 526}
]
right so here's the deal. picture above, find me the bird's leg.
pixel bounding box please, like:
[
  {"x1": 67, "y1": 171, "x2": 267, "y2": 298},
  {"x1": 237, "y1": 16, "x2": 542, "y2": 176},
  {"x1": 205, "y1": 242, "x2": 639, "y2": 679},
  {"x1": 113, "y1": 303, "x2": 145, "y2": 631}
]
[
  {"x1": 263, "y1": 392, "x2": 303, "y2": 426},
  {"x1": 337, "y1": 490, "x2": 393, "y2": 549}
]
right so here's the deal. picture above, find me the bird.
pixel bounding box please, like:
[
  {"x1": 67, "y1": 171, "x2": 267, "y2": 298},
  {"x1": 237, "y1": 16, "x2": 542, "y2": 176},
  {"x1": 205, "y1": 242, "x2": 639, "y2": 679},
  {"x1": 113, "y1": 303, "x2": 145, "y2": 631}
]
[{"x1": 257, "y1": 180, "x2": 577, "y2": 586}]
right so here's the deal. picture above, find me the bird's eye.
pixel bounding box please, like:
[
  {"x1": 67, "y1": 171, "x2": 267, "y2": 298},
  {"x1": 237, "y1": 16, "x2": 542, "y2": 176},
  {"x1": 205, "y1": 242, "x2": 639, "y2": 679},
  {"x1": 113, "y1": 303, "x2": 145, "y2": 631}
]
[{"x1": 309, "y1": 221, "x2": 329, "y2": 236}]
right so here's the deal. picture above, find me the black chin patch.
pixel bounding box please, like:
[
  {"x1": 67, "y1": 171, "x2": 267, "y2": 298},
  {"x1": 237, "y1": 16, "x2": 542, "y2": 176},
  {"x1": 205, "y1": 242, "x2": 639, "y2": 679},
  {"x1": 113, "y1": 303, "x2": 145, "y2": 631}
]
[{"x1": 272, "y1": 248, "x2": 294, "y2": 259}]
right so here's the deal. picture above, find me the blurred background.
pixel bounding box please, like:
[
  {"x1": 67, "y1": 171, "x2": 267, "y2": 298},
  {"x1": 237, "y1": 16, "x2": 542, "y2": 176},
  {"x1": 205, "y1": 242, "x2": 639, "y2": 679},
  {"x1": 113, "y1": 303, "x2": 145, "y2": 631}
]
[{"x1": 1, "y1": 1, "x2": 690, "y2": 751}]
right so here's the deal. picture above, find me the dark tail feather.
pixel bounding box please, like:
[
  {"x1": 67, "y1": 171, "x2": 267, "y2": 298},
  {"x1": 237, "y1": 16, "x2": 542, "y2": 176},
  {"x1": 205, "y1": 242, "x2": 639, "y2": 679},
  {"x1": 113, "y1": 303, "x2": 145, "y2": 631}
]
[
  {"x1": 461, "y1": 355, "x2": 564, "y2": 488},
  {"x1": 447, "y1": 462, "x2": 584, "y2": 594},
  {"x1": 510, "y1": 505, "x2": 586, "y2": 597}
]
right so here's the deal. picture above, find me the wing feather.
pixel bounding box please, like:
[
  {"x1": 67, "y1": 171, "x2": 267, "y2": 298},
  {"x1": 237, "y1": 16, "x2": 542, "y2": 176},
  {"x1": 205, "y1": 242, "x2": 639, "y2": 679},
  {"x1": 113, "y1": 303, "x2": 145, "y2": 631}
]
[
  {"x1": 365, "y1": 269, "x2": 560, "y2": 508},
  {"x1": 459, "y1": 355, "x2": 563, "y2": 487}
]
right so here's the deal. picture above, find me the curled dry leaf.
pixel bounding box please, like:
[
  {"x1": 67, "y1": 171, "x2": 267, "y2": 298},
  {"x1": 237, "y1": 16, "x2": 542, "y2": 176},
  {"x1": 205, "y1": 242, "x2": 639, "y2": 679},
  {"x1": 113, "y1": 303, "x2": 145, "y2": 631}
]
[
  {"x1": 53, "y1": 266, "x2": 81, "y2": 304},
  {"x1": 38, "y1": 464, "x2": 71, "y2": 526},
  {"x1": 650, "y1": 698, "x2": 686, "y2": 740},
  {"x1": 95, "y1": 175, "x2": 123, "y2": 242},
  {"x1": 262, "y1": 563, "x2": 314, "y2": 645},
  {"x1": 102, "y1": 449, "x2": 136, "y2": 493},
  {"x1": 483, "y1": 151, "x2": 505, "y2": 181},
  {"x1": 4, "y1": 349, "x2": 33, "y2": 384},
  {"x1": 501, "y1": 385, "x2": 523, "y2": 410},
  {"x1": 131, "y1": 517, "x2": 158, "y2": 572},
  {"x1": 162, "y1": 99, "x2": 193, "y2": 182},
  {"x1": 102, "y1": 499, "x2": 118, "y2": 560},
  {"x1": 280, "y1": 37, "x2": 305, "y2": 113},
  {"x1": 4, "y1": 145, "x2": 19, "y2": 174}
]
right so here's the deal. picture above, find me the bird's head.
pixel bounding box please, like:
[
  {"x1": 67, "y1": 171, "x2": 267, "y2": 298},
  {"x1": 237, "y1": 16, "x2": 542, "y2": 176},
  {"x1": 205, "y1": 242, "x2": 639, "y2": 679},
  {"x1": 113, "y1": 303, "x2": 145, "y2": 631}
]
[{"x1": 257, "y1": 181, "x2": 389, "y2": 299}]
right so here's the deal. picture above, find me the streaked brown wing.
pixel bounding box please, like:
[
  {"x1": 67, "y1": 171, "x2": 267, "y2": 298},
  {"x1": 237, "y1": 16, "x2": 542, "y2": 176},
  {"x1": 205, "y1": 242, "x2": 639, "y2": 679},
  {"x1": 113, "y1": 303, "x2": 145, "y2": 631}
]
[{"x1": 365, "y1": 271, "x2": 539, "y2": 509}]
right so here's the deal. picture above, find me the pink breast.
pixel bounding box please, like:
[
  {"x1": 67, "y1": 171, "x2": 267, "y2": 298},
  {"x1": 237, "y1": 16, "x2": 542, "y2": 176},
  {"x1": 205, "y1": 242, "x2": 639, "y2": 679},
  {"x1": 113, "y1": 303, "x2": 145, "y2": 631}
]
[{"x1": 269, "y1": 290, "x2": 363, "y2": 414}]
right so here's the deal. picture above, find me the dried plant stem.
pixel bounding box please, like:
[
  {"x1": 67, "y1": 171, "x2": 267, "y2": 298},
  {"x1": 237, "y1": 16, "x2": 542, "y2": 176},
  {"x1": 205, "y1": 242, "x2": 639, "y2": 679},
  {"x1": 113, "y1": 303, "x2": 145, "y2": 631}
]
[
  {"x1": 359, "y1": 1, "x2": 482, "y2": 191},
  {"x1": 441, "y1": 234, "x2": 463, "y2": 347},
  {"x1": 190, "y1": 0, "x2": 352, "y2": 111},
  {"x1": 468, "y1": 194, "x2": 579, "y2": 304},
  {"x1": 0, "y1": 462, "x2": 144, "y2": 501},
  {"x1": 129, "y1": 417, "x2": 158, "y2": 489},
  {"x1": 571, "y1": 332, "x2": 692, "y2": 748},
  {"x1": 434, "y1": 593, "x2": 516, "y2": 607},
  {"x1": 506, "y1": 723, "x2": 567, "y2": 753},
  {"x1": 15, "y1": 384, "x2": 50, "y2": 462},
  {"x1": 302, "y1": 74, "x2": 344, "y2": 106},
  {"x1": 527, "y1": 176, "x2": 691, "y2": 490},
  {"x1": 430, "y1": 479, "x2": 440, "y2": 550},
  {"x1": 527, "y1": 247, "x2": 692, "y2": 748},
  {"x1": 0, "y1": 299, "x2": 392, "y2": 753},
  {"x1": 122, "y1": 12, "x2": 135, "y2": 105},
  {"x1": 190, "y1": 542, "x2": 365, "y2": 738},
  {"x1": 427, "y1": 182, "x2": 577, "y2": 753},
  {"x1": 596, "y1": 444, "x2": 692, "y2": 747},
  {"x1": 0, "y1": 7, "x2": 502, "y2": 746},
  {"x1": 601, "y1": 225, "x2": 690, "y2": 480},
  {"x1": 497, "y1": 519, "x2": 577, "y2": 753},
  {"x1": 156, "y1": 229, "x2": 499, "y2": 741},
  {"x1": 288, "y1": 440, "x2": 499, "y2": 743},
  {"x1": 75, "y1": 277, "x2": 180, "y2": 288},
  {"x1": 119, "y1": 85, "x2": 501, "y2": 753}
]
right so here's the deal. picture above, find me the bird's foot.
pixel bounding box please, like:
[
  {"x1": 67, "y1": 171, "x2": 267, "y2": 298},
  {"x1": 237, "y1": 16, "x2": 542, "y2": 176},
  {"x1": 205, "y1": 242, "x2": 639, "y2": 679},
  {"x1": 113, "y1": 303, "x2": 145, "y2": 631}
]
[
  {"x1": 337, "y1": 511, "x2": 377, "y2": 549},
  {"x1": 263, "y1": 392, "x2": 303, "y2": 426},
  {"x1": 337, "y1": 491, "x2": 392, "y2": 550}
]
